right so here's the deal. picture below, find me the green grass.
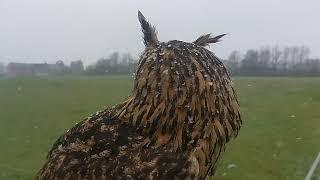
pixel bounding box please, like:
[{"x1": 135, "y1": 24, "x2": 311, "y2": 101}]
[
  {"x1": 0, "y1": 76, "x2": 320, "y2": 179},
  {"x1": 216, "y1": 77, "x2": 320, "y2": 180}
]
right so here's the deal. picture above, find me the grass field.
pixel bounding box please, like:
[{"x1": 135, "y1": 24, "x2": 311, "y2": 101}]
[{"x1": 0, "y1": 76, "x2": 320, "y2": 180}]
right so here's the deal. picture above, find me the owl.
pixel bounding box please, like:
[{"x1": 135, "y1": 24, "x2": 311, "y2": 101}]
[{"x1": 36, "y1": 11, "x2": 241, "y2": 180}]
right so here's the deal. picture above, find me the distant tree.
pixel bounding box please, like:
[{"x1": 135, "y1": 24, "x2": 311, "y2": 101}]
[
  {"x1": 258, "y1": 47, "x2": 271, "y2": 73},
  {"x1": 241, "y1": 49, "x2": 259, "y2": 75},
  {"x1": 226, "y1": 45, "x2": 318, "y2": 76},
  {"x1": 297, "y1": 46, "x2": 310, "y2": 63},
  {"x1": 85, "y1": 52, "x2": 137, "y2": 75},
  {"x1": 295, "y1": 46, "x2": 311, "y2": 74},
  {"x1": 281, "y1": 46, "x2": 310, "y2": 74},
  {"x1": 121, "y1": 52, "x2": 137, "y2": 73},
  {"x1": 227, "y1": 50, "x2": 241, "y2": 75},
  {"x1": 109, "y1": 52, "x2": 119, "y2": 67},
  {"x1": 305, "y1": 58, "x2": 320, "y2": 74},
  {"x1": 70, "y1": 60, "x2": 84, "y2": 74},
  {"x1": 97, "y1": 58, "x2": 112, "y2": 74},
  {"x1": 279, "y1": 47, "x2": 291, "y2": 73},
  {"x1": 0, "y1": 62, "x2": 5, "y2": 75},
  {"x1": 85, "y1": 64, "x2": 97, "y2": 75},
  {"x1": 271, "y1": 46, "x2": 282, "y2": 72}
]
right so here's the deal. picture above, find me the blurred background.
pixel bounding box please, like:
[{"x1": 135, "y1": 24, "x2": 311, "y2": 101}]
[{"x1": 0, "y1": 0, "x2": 320, "y2": 179}]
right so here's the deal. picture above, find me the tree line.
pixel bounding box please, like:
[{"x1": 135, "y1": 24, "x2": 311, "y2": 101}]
[
  {"x1": 224, "y1": 46, "x2": 320, "y2": 76},
  {"x1": 85, "y1": 52, "x2": 137, "y2": 75},
  {"x1": 1, "y1": 45, "x2": 319, "y2": 76},
  {"x1": 85, "y1": 46, "x2": 320, "y2": 76}
]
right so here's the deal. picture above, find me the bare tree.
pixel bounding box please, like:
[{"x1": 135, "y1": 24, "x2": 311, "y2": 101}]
[
  {"x1": 297, "y1": 46, "x2": 310, "y2": 63},
  {"x1": 85, "y1": 52, "x2": 137, "y2": 75},
  {"x1": 271, "y1": 46, "x2": 282, "y2": 72},
  {"x1": 258, "y1": 47, "x2": 271, "y2": 72},
  {"x1": 241, "y1": 49, "x2": 259, "y2": 75},
  {"x1": 226, "y1": 45, "x2": 318, "y2": 76},
  {"x1": 227, "y1": 50, "x2": 241, "y2": 74}
]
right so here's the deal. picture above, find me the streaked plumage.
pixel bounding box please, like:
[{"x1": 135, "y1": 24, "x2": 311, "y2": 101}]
[{"x1": 36, "y1": 11, "x2": 241, "y2": 180}]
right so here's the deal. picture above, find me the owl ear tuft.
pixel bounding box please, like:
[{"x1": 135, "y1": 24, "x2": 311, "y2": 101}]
[
  {"x1": 138, "y1": 11, "x2": 159, "y2": 47},
  {"x1": 193, "y1": 33, "x2": 227, "y2": 47}
]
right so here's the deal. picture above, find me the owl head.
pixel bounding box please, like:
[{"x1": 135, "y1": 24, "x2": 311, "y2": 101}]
[{"x1": 119, "y1": 11, "x2": 240, "y2": 145}]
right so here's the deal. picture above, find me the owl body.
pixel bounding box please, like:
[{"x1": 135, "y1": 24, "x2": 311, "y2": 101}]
[{"x1": 36, "y1": 12, "x2": 241, "y2": 180}]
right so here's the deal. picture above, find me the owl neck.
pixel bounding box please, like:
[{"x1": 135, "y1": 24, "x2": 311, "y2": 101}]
[{"x1": 114, "y1": 82, "x2": 240, "y2": 152}]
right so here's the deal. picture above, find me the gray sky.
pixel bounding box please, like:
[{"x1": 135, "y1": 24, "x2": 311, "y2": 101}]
[{"x1": 0, "y1": 0, "x2": 319, "y2": 65}]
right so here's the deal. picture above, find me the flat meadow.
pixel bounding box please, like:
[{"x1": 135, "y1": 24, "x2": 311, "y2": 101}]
[{"x1": 0, "y1": 76, "x2": 319, "y2": 179}]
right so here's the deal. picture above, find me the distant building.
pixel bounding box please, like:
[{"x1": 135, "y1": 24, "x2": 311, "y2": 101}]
[
  {"x1": 7, "y1": 63, "x2": 33, "y2": 76},
  {"x1": 48, "y1": 60, "x2": 66, "y2": 74},
  {"x1": 70, "y1": 60, "x2": 84, "y2": 74},
  {"x1": 6, "y1": 61, "x2": 67, "y2": 76}
]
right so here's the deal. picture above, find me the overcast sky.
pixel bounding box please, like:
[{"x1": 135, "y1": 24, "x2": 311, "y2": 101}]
[{"x1": 0, "y1": 0, "x2": 319, "y2": 65}]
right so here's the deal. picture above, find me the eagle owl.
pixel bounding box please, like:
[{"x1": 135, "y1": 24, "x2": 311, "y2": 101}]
[{"x1": 36, "y1": 11, "x2": 241, "y2": 180}]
